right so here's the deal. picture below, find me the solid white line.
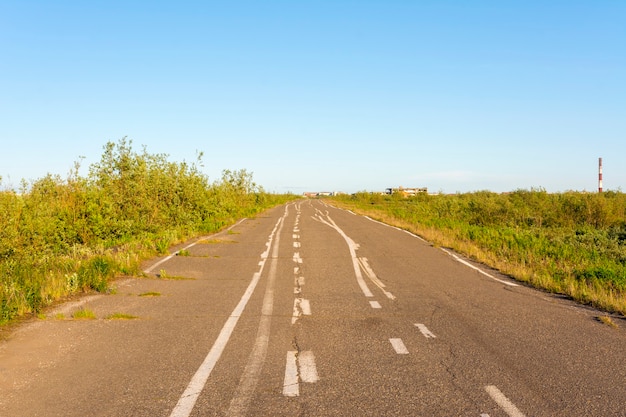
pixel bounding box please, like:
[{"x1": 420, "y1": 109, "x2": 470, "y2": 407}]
[
  {"x1": 442, "y1": 249, "x2": 519, "y2": 287},
  {"x1": 169, "y1": 215, "x2": 283, "y2": 417},
  {"x1": 485, "y1": 385, "x2": 526, "y2": 417},
  {"x1": 370, "y1": 301, "x2": 382, "y2": 309},
  {"x1": 389, "y1": 338, "x2": 409, "y2": 354},
  {"x1": 415, "y1": 323, "x2": 436, "y2": 339},
  {"x1": 283, "y1": 351, "x2": 299, "y2": 397},
  {"x1": 299, "y1": 351, "x2": 319, "y2": 383}
]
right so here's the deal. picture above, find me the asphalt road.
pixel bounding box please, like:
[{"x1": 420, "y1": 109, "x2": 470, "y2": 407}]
[{"x1": 1, "y1": 200, "x2": 625, "y2": 416}]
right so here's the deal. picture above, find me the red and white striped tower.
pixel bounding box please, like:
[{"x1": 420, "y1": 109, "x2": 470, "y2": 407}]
[{"x1": 598, "y1": 157, "x2": 603, "y2": 193}]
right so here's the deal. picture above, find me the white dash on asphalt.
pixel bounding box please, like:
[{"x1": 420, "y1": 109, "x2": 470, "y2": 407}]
[
  {"x1": 300, "y1": 299, "x2": 311, "y2": 316},
  {"x1": 390, "y1": 338, "x2": 409, "y2": 354},
  {"x1": 292, "y1": 234, "x2": 300, "y2": 239},
  {"x1": 299, "y1": 351, "x2": 319, "y2": 383},
  {"x1": 485, "y1": 385, "x2": 526, "y2": 417},
  {"x1": 292, "y1": 253, "x2": 303, "y2": 264},
  {"x1": 295, "y1": 276, "x2": 304, "y2": 286},
  {"x1": 293, "y1": 242, "x2": 301, "y2": 248},
  {"x1": 369, "y1": 301, "x2": 382, "y2": 309},
  {"x1": 283, "y1": 351, "x2": 299, "y2": 397},
  {"x1": 415, "y1": 323, "x2": 437, "y2": 339}
]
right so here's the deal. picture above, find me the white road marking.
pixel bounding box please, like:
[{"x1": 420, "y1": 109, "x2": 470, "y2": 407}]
[
  {"x1": 145, "y1": 219, "x2": 247, "y2": 273},
  {"x1": 293, "y1": 252, "x2": 303, "y2": 264},
  {"x1": 299, "y1": 351, "x2": 319, "y2": 383},
  {"x1": 312, "y1": 211, "x2": 373, "y2": 297},
  {"x1": 295, "y1": 276, "x2": 305, "y2": 286},
  {"x1": 358, "y1": 257, "x2": 396, "y2": 300},
  {"x1": 292, "y1": 234, "x2": 299, "y2": 239},
  {"x1": 485, "y1": 385, "x2": 526, "y2": 417},
  {"x1": 227, "y1": 209, "x2": 287, "y2": 416},
  {"x1": 294, "y1": 267, "x2": 300, "y2": 274},
  {"x1": 442, "y1": 249, "x2": 519, "y2": 287},
  {"x1": 293, "y1": 242, "x2": 301, "y2": 248},
  {"x1": 283, "y1": 352, "x2": 299, "y2": 397},
  {"x1": 170, "y1": 212, "x2": 286, "y2": 417},
  {"x1": 415, "y1": 323, "x2": 436, "y2": 339},
  {"x1": 283, "y1": 351, "x2": 319, "y2": 397},
  {"x1": 300, "y1": 299, "x2": 311, "y2": 315},
  {"x1": 390, "y1": 338, "x2": 409, "y2": 354},
  {"x1": 481, "y1": 414, "x2": 490, "y2": 417},
  {"x1": 370, "y1": 301, "x2": 382, "y2": 309},
  {"x1": 291, "y1": 298, "x2": 311, "y2": 324}
]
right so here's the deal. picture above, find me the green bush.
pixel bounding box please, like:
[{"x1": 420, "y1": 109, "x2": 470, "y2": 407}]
[{"x1": 0, "y1": 138, "x2": 295, "y2": 325}]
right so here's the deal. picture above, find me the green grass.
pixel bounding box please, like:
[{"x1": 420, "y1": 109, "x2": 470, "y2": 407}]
[
  {"x1": 72, "y1": 308, "x2": 96, "y2": 320},
  {"x1": 0, "y1": 137, "x2": 297, "y2": 326},
  {"x1": 332, "y1": 190, "x2": 626, "y2": 315},
  {"x1": 105, "y1": 312, "x2": 138, "y2": 320},
  {"x1": 138, "y1": 291, "x2": 161, "y2": 297}
]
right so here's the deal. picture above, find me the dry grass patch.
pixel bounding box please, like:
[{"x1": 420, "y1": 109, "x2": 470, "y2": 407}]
[
  {"x1": 139, "y1": 291, "x2": 161, "y2": 297},
  {"x1": 105, "y1": 313, "x2": 138, "y2": 320}
]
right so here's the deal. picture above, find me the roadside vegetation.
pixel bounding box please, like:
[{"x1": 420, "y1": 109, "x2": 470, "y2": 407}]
[
  {"x1": 0, "y1": 138, "x2": 295, "y2": 325},
  {"x1": 331, "y1": 190, "x2": 626, "y2": 315}
]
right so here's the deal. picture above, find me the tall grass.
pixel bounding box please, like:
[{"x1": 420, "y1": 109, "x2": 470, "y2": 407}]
[
  {"x1": 0, "y1": 138, "x2": 294, "y2": 325},
  {"x1": 331, "y1": 189, "x2": 626, "y2": 315}
]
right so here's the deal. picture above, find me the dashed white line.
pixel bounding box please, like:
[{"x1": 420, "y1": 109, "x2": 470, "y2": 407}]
[
  {"x1": 485, "y1": 385, "x2": 526, "y2": 417},
  {"x1": 293, "y1": 242, "x2": 301, "y2": 248},
  {"x1": 415, "y1": 323, "x2": 436, "y2": 339},
  {"x1": 299, "y1": 351, "x2": 319, "y2": 383},
  {"x1": 283, "y1": 351, "x2": 319, "y2": 397},
  {"x1": 283, "y1": 352, "x2": 299, "y2": 397},
  {"x1": 369, "y1": 301, "x2": 382, "y2": 309},
  {"x1": 389, "y1": 338, "x2": 409, "y2": 354}
]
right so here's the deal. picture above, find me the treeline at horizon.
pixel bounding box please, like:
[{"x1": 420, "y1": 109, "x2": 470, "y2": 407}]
[
  {"x1": 0, "y1": 138, "x2": 295, "y2": 325},
  {"x1": 332, "y1": 189, "x2": 626, "y2": 315}
]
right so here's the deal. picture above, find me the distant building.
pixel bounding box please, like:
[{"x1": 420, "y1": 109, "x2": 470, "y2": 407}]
[{"x1": 384, "y1": 186, "x2": 428, "y2": 197}]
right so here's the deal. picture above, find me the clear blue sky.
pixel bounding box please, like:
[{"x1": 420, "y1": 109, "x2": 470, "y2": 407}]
[{"x1": 1, "y1": 1, "x2": 624, "y2": 194}]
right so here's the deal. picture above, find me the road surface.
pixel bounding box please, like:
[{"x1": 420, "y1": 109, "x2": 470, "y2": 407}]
[{"x1": 1, "y1": 200, "x2": 625, "y2": 416}]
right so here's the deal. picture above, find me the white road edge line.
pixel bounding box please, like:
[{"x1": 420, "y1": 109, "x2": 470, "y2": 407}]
[
  {"x1": 145, "y1": 218, "x2": 247, "y2": 274},
  {"x1": 169, "y1": 212, "x2": 286, "y2": 417},
  {"x1": 389, "y1": 338, "x2": 409, "y2": 354},
  {"x1": 441, "y1": 249, "x2": 519, "y2": 287},
  {"x1": 485, "y1": 385, "x2": 526, "y2": 417}
]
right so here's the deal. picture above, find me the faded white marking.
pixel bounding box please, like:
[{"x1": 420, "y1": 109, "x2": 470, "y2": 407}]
[
  {"x1": 292, "y1": 234, "x2": 299, "y2": 239},
  {"x1": 312, "y1": 211, "x2": 373, "y2": 297},
  {"x1": 299, "y1": 351, "x2": 319, "y2": 383},
  {"x1": 370, "y1": 301, "x2": 382, "y2": 309},
  {"x1": 442, "y1": 249, "x2": 519, "y2": 287},
  {"x1": 293, "y1": 252, "x2": 303, "y2": 264},
  {"x1": 283, "y1": 352, "x2": 299, "y2": 397},
  {"x1": 390, "y1": 338, "x2": 409, "y2": 354},
  {"x1": 293, "y1": 242, "x2": 301, "y2": 248},
  {"x1": 485, "y1": 385, "x2": 526, "y2": 417},
  {"x1": 358, "y1": 257, "x2": 396, "y2": 300},
  {"x1": 145, "y1": 220, "x2": 248, "y2": 274},
  {"x1": 415, "y1": 323, "x2": 436, "y2": 339},
  {"x1": 170, "y1": 211, "x2": 285, "y2": 417}
]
